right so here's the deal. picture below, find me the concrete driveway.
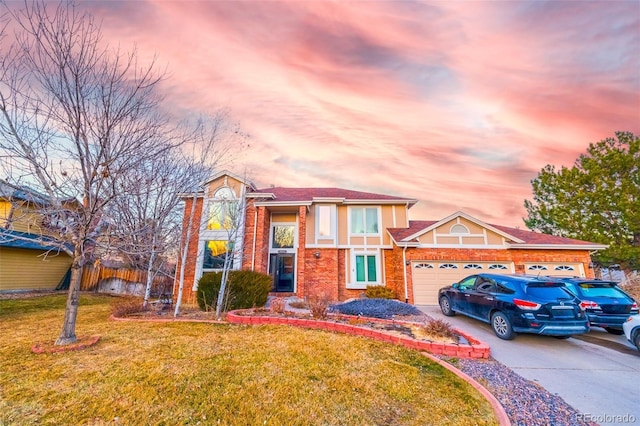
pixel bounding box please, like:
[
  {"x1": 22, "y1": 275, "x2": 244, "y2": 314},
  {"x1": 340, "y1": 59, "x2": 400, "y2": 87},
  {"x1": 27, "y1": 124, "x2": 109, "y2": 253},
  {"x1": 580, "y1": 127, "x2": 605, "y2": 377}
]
[{"x1": 418, "y1": 305, "x2": 640, "y2": 426}]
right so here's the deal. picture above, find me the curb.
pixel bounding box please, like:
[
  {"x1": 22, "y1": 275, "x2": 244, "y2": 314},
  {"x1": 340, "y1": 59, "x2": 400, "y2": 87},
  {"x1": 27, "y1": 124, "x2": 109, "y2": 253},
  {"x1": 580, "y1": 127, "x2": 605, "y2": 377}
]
[
  {"x1": 225, "y1": 309, "x2": 508, "y2": 425},
  {"x1": 422, "y1": 352, "x2": 511, "y2": 426},
  {"x1": 111, "y1": 310, "x2": 509, "y2": 425},
  {"x1": 226, "y1": 310, "x2": 490, "y2": 359}
]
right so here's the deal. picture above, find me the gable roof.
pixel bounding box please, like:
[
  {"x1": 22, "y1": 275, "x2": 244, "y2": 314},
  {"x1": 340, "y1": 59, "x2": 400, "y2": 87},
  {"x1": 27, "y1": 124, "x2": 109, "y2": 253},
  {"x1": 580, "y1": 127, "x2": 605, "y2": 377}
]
[
  {"x1": 202, "y1": 170, "x2": 256, "y2": 189},
  {"x1": 249, "y1": 187, "x2": 418, "y2": 207},
  {"x1": 388, "y1": 211, "x2": 607, "y2": 250}
]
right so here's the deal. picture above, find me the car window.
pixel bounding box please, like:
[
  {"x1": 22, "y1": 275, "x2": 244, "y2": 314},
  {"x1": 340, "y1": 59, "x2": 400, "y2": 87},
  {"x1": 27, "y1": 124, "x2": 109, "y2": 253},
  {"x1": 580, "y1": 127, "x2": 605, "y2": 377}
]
[
  {"x1": 458, "y1": 276, "x2": 477, "y2": 290},
  {"x1": 475, "y1": 278, "x2": 496, "y2": 293},
  {"x1": 526, "y1": 283, "x2": 574, "y2": 299},
  {"x1": 495, "y1": 281, "x2": 516, "y2": 294},
  {"x1": 578, "y1": 283, "x2": 628, "y2": 298}
]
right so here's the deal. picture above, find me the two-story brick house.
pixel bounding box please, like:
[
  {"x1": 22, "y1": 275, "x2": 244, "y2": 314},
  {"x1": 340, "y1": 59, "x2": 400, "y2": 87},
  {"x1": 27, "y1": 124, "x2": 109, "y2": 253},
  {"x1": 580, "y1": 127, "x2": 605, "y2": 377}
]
[{"x1": 174, "y1": 171, "x2": 606, "y2": 306}]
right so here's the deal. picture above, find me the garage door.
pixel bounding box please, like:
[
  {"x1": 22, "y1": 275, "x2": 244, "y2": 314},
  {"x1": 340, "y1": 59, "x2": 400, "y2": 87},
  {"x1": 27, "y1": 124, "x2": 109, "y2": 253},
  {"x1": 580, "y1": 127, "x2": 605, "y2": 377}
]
[
  {"x1": 411, "y1": 261, "x2": 513, "y2": 305},
  {"x1": 524, "y1": 263, "x2": 584, "y2": 277}
]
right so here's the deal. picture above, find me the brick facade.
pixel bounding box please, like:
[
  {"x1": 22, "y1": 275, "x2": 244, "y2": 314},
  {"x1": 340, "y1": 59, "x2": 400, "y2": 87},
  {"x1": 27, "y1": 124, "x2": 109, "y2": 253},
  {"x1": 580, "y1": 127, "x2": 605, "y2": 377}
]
[
  {"x1": 173, "y1": 174, "x2": 602, "y2": 307},
  {"x1": 173, "y1": 197, "x2": 204, "y2": 306}
]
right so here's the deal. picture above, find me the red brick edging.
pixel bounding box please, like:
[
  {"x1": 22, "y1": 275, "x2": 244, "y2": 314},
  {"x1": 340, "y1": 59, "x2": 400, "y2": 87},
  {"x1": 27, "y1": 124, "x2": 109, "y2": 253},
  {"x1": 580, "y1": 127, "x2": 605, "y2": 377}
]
[
  {"x1": 226, "y1": 310, "x2": 490, "y2": 359},
  {"x1": 226, "y1": 310, "x2": 507, "y2": 426}
]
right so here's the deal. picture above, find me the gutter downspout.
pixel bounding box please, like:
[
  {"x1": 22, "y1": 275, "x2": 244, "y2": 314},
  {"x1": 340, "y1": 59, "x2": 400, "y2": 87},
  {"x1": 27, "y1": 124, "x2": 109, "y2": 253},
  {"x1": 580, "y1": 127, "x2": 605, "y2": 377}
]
[
  {"x1": 402, "y1": 246, "x2": 409, "y2": 303},
  {"x1": 251, "y1": 207, "x2": 258, "y2": 271}
]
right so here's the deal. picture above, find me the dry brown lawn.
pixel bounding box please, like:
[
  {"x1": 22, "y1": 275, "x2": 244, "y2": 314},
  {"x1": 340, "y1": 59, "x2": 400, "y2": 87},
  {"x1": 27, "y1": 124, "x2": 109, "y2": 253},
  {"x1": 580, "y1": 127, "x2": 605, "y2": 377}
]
[{"x1": 0, "y1": 293, "x2": 497, "y2": 426}]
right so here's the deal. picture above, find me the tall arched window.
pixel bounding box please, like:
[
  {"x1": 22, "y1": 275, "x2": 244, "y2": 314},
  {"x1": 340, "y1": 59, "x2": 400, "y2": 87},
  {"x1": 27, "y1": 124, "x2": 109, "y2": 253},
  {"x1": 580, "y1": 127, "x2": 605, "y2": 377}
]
[{"x1": 207, "y1": 187, "x2": 238, "y2": 230}]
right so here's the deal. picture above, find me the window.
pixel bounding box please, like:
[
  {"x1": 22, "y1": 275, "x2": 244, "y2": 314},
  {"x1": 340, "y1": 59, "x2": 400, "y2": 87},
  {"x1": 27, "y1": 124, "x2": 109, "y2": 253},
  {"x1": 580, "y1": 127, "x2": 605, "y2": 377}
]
[
  {"x1": 350, "y1": 207, "x2": 379, "y2": 235},
  {"x1": 203, "y1": 240, "x2": 233, "y2": 269},
  {"x1": 207, "y1": 187, "x2": 238, "y2": 230},
  {"x1": 316, "y1": 205, "x2": 335, "y2": 239},
  {"x1": 450, "y1": 224, "x2": 469, "y2": 234},
  {"x1": 464, "y1": 264, "x2": 482, "y2": 269},
  {"x1": 528, "y1": 265, "x2": 548, "y2": 271},
  {"x1": 440, "y1": 263, "x2": 458, "y2": 269},
  {"x1": 489, "y1": 264, "x2": 508, "y2": 270},
  {"x1": 272, "y1": 225, "x2": 295, "y2": 249},
  {"x1": 555, "y1": 265, "x2": 575, "y2": 271},
  {"x1": 355, "y1": 254, "x2": 378, "y2": 283},
  {"x1": 414, "y1": 263, "x2": 434, "y2": 269}
]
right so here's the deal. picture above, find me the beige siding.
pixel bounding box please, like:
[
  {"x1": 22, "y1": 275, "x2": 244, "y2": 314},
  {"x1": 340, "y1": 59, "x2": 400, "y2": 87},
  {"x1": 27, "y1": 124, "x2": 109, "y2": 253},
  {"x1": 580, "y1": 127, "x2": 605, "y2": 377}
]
[
  {"x1": 337, "y1": 205, "x2": 349, "y2": 245},
  {"x1": 418, "y1": 232, "x2": 434, "y2": 244},
  {"x1": 486, "y1": 233, "x2": 504, "y2": 244},
  {"x1": 394, "y1": 205, "x2": 409, "y2": 228},
  {"x1": 437, "y1": 236, "x2": 459, "y2": 244},
  {"x1": 380, "y1": 206, "x2": 395, "y2": 245},
  {"x1": 0, "y1": 247, "x2": 72, "y2": 291},
  {"x1": 205, "y1": 175, "x2": 245, "y2": 198},
  {"x1": 272, "y1": 213, "x2": 296, "y2": 223}
]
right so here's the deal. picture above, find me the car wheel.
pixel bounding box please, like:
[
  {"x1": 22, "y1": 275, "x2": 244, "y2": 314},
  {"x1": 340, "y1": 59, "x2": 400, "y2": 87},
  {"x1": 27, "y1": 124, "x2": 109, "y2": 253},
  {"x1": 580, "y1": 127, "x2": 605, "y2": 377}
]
[
  {"x1": 634, "y1": 332, "x2": 640, "y2": 352},
  {"x1": 439, "y1": 296, "x2": 455, "y2": 317},
  {"x1": 604, "y1": 327, "x2": 625, "y2": 335},
  {"x1": 553, "y1": 335, "x2": 571, "y2": 339},
  {"x1": 491, "y1": 311, "x2": 515, "y2": 340}
]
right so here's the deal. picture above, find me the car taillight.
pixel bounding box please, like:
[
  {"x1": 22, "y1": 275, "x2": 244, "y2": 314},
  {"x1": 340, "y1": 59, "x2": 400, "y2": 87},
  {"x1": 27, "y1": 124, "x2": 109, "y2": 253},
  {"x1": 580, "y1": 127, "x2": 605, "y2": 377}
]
[
  {"x1": 580, "y1": 300, "x2": 601, "y2": 310},
  {"x1": 513, "y1": 298, "x2": 541, "y2": 310},
  {"x1": 632, "y1": 302, "x2": 638, "y2": 313}
]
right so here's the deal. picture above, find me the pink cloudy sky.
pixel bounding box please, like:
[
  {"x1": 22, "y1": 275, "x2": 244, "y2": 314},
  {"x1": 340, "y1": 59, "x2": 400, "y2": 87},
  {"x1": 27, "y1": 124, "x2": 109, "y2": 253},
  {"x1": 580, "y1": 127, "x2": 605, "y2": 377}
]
[{"x1": 82, "y1": 0, "x2": 638, "y2": 228}]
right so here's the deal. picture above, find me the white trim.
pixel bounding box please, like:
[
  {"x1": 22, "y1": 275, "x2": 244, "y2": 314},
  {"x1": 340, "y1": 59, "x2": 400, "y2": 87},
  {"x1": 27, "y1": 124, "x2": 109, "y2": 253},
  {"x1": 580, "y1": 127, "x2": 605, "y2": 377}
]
[
  {"x1": 315, "y1": 204, "x2": 336, "y2": 243},
  {"x1": 347, "y1": 248, "x2": 382, "y2": 288},
  {"x1": 401, "y1": 211, "x2": 526, "y2": 244}
]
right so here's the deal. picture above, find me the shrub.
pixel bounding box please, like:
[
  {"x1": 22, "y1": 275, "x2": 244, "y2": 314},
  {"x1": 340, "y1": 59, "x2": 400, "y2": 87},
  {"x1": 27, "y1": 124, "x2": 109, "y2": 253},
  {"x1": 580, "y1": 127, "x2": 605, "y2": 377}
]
[
  {"x1": 269, "y1": 297, "x2": 286, "y2": 314},
  {"x1": 112, "y1": 299, "x2": 148, "y2": 317},
  {"x1": 308, "y1": 294, "x2": 330, "y2": 319},
  {"x1": 365, "y1": 285, "x2": 396, "y2": 299},
  {"x1": 330, "y1": 298, "x2": 424, "y2": 319},
  {"x1": 288, "y1": 300, "x2": 309, "y2": 309},
  {"x1": 196, "y1": 270, "x2": 272, "y2": 312},
  {"x1": 421, "y1": 318, "x2": 458, "y2": 340}
]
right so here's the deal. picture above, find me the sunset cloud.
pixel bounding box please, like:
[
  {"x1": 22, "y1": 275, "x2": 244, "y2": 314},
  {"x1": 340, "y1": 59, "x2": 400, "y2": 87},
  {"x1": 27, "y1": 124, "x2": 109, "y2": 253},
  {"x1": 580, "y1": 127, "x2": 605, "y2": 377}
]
[{"x1": 80, "y1": 0, "x2": 639, "y2": 227}]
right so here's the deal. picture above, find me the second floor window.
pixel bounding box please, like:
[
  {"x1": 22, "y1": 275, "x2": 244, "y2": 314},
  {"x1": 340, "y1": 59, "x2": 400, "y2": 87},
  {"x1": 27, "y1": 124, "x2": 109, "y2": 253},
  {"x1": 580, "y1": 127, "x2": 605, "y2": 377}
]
[
  {"x1": 350, "y1": 207, "x2": 379, "y2": 235},
  {"x1": 207, "y1": 187, "x2": 238, "y2": 230}
]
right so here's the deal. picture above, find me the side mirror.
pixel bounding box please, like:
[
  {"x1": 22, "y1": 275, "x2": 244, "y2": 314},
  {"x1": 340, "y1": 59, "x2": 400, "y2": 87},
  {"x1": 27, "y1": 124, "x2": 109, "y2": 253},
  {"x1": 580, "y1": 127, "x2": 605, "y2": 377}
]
[{"x1": 452, "y1": 283, "x2": 459, "y2": 289}]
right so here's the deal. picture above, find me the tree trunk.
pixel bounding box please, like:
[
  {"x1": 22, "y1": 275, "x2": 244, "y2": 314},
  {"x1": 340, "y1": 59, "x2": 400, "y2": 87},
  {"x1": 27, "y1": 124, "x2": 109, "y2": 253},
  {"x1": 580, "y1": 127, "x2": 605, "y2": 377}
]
[
  {"x1": 143, "y1": 234, "x2": 158, "y2": 308},
  {"x1": 55, "y1": 263, "x2": 83, "y2": 345}
]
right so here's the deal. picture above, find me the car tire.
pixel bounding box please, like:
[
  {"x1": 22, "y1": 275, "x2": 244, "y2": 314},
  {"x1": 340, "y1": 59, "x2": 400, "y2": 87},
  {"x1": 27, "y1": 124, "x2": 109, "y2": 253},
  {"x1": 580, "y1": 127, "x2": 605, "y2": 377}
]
[
  {"x1": 553, "y1": 335, "x2": 571, "y2": 339},
  {"x1": 604, "y1": 327, "x2": 625, "y2": 335},
  {"x1": 491, "y1": 311, "x2": 515, "y2": 340},
  {"x1": 439, "y1": 296, "x2": 455, "y2": 317},
  {"x1": 634, "y1": 332, "x2": 640, "y2": 352}
]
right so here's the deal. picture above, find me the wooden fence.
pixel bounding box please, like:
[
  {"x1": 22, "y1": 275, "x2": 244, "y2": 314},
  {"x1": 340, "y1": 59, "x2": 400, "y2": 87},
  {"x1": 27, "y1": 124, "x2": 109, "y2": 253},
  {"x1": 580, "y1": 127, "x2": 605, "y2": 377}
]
[{"x1": 80, "y1": 264, "x2": 174, "y2": 296}]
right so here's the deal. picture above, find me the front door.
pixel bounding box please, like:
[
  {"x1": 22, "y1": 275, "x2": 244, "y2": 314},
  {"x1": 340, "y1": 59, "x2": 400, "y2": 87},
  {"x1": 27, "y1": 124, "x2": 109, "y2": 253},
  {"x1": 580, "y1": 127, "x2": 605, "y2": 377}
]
[{"x1": 269, "y1": 253, "x2": 295, "y2": 292}]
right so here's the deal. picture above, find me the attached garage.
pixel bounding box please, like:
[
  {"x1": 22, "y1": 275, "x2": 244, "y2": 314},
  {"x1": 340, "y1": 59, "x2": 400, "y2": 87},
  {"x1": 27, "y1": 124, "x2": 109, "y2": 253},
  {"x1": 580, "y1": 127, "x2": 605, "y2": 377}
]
[
  {"x1": 388, "y1": 211, "x2": 607, "y2": 306},
  {"x1": 411, "y1": 261, "x2": 513, "y2": 305}
]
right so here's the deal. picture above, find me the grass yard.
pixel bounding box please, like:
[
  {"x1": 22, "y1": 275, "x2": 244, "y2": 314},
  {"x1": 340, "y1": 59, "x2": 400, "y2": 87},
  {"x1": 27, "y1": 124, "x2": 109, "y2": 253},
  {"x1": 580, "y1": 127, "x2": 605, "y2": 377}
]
[{"x1": 0, "y1": 294, "x2": 497, "y2": 425}]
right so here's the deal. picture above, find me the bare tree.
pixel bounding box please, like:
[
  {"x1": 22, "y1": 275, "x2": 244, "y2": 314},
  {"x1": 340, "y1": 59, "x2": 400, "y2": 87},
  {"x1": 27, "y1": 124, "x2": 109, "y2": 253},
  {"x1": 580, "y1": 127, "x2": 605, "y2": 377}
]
[
  {"x1": 111, "y1": 113, "x2": 239, "y2": 309},
  {"x1": 173, "y1": 115, "x2": 245, "y2": 317},
  {"x1": 0, "y1": 1, "x2": 174, "y2": 345}
]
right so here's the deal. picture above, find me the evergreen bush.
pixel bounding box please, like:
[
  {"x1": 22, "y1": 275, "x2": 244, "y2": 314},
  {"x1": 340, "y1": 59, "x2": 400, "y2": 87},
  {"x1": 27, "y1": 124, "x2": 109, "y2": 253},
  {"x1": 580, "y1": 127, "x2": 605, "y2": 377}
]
[
  {"x1": 365, "y1": 285, "x2": 396, "y2": 299},
  {"x1": 196, "y1": 270, "x2": 272, "y2": 312}
]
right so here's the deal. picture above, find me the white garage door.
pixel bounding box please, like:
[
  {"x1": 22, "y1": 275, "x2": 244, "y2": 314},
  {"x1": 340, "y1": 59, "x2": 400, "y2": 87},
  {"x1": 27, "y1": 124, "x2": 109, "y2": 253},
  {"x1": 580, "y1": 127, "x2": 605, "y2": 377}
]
[
  {"x1": 524, "y1": 263, "x2": 584, "y2": 278},
  {"x1": 412, "y1": 261, "x2": 513, "y2": 305}
]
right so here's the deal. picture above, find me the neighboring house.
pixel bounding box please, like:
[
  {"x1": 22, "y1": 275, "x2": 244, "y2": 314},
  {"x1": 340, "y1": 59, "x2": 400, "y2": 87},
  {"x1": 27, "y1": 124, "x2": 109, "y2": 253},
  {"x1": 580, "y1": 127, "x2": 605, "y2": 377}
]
[
  {"x1": 0, "y1": 180, "x2": 72, "y2": 292},
  {"x1": 174, "y1": 171, "x2": 607, "y2": 306}
]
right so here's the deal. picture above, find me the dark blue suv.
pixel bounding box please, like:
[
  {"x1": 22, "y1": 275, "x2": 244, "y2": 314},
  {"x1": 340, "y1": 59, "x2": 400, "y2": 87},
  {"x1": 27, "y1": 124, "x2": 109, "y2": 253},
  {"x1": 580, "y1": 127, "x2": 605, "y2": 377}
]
[
  {"x1": 560, "y1": 278, "x2": 638, "y2": 335},
  {"x1": 438, "y1": 274, "x2": 589, "y2": 340}
]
